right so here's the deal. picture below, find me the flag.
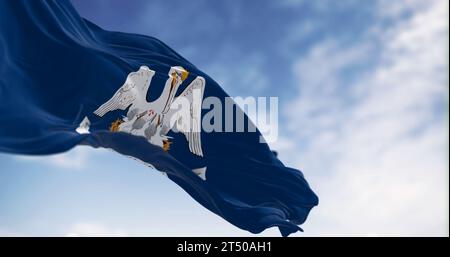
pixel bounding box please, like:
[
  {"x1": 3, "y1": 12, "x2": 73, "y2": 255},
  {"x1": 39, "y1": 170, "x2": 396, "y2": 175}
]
[{"x1": 0, "y1": 0, "x2": 318, "y2": 236}]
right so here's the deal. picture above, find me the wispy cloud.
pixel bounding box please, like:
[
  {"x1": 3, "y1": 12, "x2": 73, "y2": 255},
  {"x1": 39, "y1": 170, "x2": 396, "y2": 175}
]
[
  {"x1": 280, "y1": 0, "x2": 448, "y2": 236},
  {"x1": 204, "y1": 46, "x2": 270, "y2": 96}
]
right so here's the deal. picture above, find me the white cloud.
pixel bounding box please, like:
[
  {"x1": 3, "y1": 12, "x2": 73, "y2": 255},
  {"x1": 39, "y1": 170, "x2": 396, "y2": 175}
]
[
  {"x1": 204, "y1": 45, "x2": 270, "y2": 95},
  {"x1": 376, "y1": 0, "x2": 429, "y2": 19},
  {"x1": 280, "y1": 0, "x2": 449, "y2": 236},
  {"x1": 65, "y1": 222, "x2": 127, "y2": 237}
]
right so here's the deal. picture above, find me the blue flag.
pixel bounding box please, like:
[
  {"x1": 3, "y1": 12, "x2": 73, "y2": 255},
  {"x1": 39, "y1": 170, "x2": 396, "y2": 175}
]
[{"x1": 0, "y1": 0, "x2": 318, "y2": 236}]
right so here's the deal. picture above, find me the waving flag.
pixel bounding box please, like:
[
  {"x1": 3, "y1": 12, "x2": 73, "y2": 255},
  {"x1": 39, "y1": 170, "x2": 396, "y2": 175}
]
[{"x1": 0, "y1": 0, "x2": 318, "y2": 236}]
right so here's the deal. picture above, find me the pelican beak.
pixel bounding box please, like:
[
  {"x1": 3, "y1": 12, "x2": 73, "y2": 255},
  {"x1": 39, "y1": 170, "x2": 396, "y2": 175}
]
[
  {"x1": 170, "y1": 73, "x2": 177, "y2": 88},
  {"x1": 180, "y1": 69, "x2": 189, "y2": 82},
  {"x1": 170, "y1": 68, "x2": 189, "y2": 88}
]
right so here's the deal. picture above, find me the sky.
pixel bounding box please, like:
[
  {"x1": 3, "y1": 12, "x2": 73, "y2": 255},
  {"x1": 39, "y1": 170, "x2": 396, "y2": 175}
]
[{"x1": 0, "y1": 0, "x2": 448, "y2": 236}]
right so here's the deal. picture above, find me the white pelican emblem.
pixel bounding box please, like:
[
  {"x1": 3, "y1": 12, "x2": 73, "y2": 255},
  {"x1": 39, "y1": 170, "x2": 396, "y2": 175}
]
[{"x1": 93, "y1": 66, "x2": 205, "y2": 157}]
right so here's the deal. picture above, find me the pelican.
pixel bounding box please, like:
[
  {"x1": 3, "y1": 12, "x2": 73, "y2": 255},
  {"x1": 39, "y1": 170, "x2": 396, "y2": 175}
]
[{"x1": 93, "y1": 66, "x2": 205, "y2": 157}]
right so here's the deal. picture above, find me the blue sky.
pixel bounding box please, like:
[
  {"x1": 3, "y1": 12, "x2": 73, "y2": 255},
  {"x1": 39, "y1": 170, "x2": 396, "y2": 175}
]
[{"x1": 0, "y1": 0, "x2": 448, "y2": 236}]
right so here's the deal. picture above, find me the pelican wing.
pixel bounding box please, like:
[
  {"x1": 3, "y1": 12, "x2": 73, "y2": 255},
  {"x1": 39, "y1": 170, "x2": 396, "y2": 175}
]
[
  {"x1": 94, "y1": 66, "x2": 155, "y2": 117},
  {"x1": 164, "y1": 76, "x2": 205, "y2": 157}
]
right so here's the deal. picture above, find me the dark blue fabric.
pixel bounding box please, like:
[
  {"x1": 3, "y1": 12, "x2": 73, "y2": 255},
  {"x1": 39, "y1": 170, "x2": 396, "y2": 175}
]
[{"x1": 0, "y1": 0, "x2": 318, "y2": 236}]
